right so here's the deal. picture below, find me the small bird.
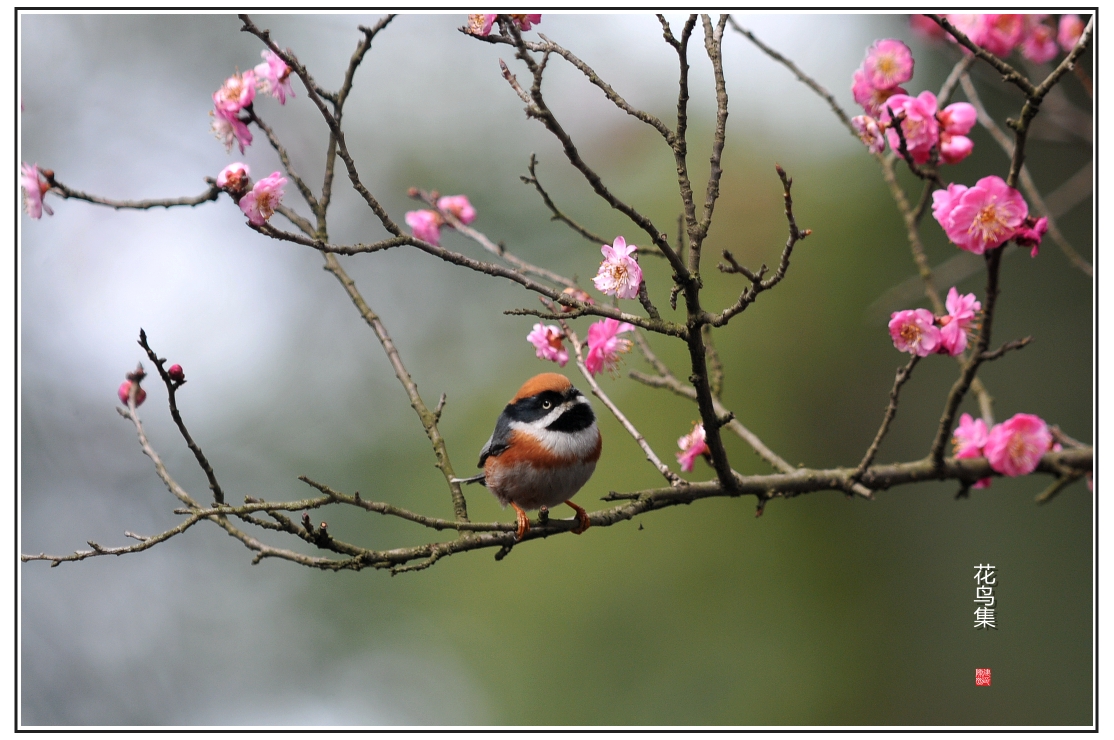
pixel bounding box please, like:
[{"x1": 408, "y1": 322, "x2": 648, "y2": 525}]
[{"x1": 455, "y1": 373, "x2": 600, "y2": 541}]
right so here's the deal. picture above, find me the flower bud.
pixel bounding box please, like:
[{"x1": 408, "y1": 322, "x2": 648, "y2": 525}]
[
  {"x1": 168, "y1": 364, "x2": 185, "y2": 383},
  {"x1": 118, "y1": 380, "x2": 147, "y2": 407},
  {"x1": 407, "y1": 187, "x2": 420, "y2": 198}
]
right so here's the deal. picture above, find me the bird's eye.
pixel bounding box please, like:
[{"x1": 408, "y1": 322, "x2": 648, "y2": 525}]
[{"x1": 542, "y1": 400, "x2": 552, "y2": 409}]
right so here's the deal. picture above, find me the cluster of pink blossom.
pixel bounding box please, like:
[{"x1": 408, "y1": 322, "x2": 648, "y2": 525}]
[
  {"x1": 404, "y1": 194, "x2": 477, "y2": 246},
  {"x1": 593, "y1": 237, "x2": 643, "y2": 300},
  {"x1": 953, "y1": 412, "x2": 1057, "y2": 487},
  {"x1": 466, "y1": 13, "x2": 541, "y2": 36},
  {"x1": 850, "y1": 40, "x2": 976, "y2": 164},
  {"x1": 676, "y1": 422, "x2": 709, "y2": 473},
  {"x1": 527, "y1": 317, "x2": 633, "y2": 376},
  {"x1": 209, "y1": 51, "x2": 295, "y2": 154},
  {"x1": 911, "y1": 14, "x2": 1086, "y2": 63},
  {"x1": 932, "y1": 175, "x2": 1046, "y2": 256},
  {"x1": 889, "y1": 287, "x2": 981, "y2": 358},
  {"x1": 527, "y1": 324, "x2": 569, "y2": 367},
  {"x1": 20, "y1": 163, "x2": 53, "y2": 219}
]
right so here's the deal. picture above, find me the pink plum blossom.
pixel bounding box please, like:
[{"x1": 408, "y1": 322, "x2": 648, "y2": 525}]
[
  {"x1": 980, "y1": 14, "x2": 1025, "y2": 56},
  {"x1": 984, "y1": 413, "x2": 1052, "y2": 477},
  {"x1": 239, "y1": 171, "x2": 286, "y2": 226},
  {"x1": 211, "y1": 107, "x2": 253, "y2": 154},
  {"x1": 254, "y1": 50, "x2": 295, "y2": 105},
  {"x1": 953, "y1": 413, "x2": 989, "y2": 459},
  {"x1": 932, "y1": 176, "x2": 1028, "y2": 254},
  {"x1": 526, "y1": 324, "x2": 568, "y2": 367},
  {"x1": 862, "y1": 39, "x2": 914, "y2": 90},
  {"x1": 405, "y1": 210, "x2": 443, "y2": 245},
  {"x1": 937, "y1": 102, "x2": 977, "y2": 164},
  {"x1": 953, "y1": 413, "x2": 991, "y2": 488},
  {"x1": 585, "y1": 318, "x2": 634, "y2": 376},
  {"x1": 889, "y1": 308, "x2": 942, "y2": 356},
  {"x1": 216, "y1": 162, "x2": 251, "y2": 195},
  {"x1": 592, "y1": 236, "x2": 643, "y2": 300},
  {"x1": 1013, "y1": 215, "x2": 1048, "y2": 257},
  {"x1": 945, "y1": 14, "x2": 989, "y2": 48},
  {"x1": 213, "y1": 70, "x2": 256, "y2": 116},
  {"x1": 117, "y1": 380, "x2": 147, "y2": 407},
  {"x1": 938, "y1": 287, "x2": 981, "y2": 357},
  {"x1": 851, "y1": 115, "x2": 886, "y2": 154},
  {"x1": 1020, "y1": 16, "x2": 1060, "y2": 63},
  {"x1": 676, "y1": 422, "x2": 709, "y2": 473},
  {"x1": 510, "y1": 14, "x2": 542, "y2": 31},
  {"x1": 1058, "y1": 14, "x2": 1084, "y2": 52},
  {"x1": 467, "y1": 14, "x2": 498, "y2": 35},
  {"x1": 910, "y1": 15, "x2": 947, "y2": 40},
  {"x1": 852, "y1": 68, "x2": 905, "y2": 117},
  {"x1": 20, "y1": 163, "x2": 52, "y2": 219},
  {"x1": 436, "y1": 195, "x2": 476, "y2": 225},
  {"x1": 881, "y1": 91, "x2": 940, "y2": 164}
]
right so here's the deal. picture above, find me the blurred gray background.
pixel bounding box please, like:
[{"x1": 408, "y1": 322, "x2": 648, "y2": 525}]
[{"x1": 19, "y1": 13, "x2": 1092, "y2": 726}]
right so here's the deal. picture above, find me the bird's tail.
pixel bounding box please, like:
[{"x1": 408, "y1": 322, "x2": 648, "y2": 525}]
[{"x1": 450, "y1": 473, "x2": 486, "y2": 486}]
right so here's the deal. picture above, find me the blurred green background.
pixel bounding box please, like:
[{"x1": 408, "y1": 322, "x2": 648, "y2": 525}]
[{"x1": 19, "y1": 13, "x2": 1092, "y2": 726}]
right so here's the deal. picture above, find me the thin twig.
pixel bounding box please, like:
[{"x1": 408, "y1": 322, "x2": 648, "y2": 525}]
[
  {"x1": 561, "y1": 323, "x2": 683, "y2": 486},
  {"x1": 137, "y1": 329, "x2": 225, "y2": 504},
  {"x1": 49, "y1": 177, "x2": 221, "y2": 210},
  {"x1": 521, "y1": 153, "x2": 609, "y2": 246},
  {"x1": 852, "y1": 356, "x2": 921, "y2": 480}
]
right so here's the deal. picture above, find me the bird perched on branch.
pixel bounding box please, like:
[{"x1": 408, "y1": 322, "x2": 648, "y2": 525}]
[{"x1": 454, "y1": 373, "x2": 600, "y2": 541}]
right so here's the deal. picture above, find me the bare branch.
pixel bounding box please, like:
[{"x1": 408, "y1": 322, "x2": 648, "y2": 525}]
[
  {"x1": 852, "y1": 356, "x2": 921, "y2": 481},
  {"x1": 521, "y1": 153, "x2": 609, "y2": 246},
  {"x1": 48, "y1": 176, "x2": 221, "y2": 211}
]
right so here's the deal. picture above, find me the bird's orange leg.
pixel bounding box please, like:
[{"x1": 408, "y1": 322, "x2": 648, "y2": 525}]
[
  {"x1": 564, "y1": 500, "x2": 591, "y2": 535},
  {"x1": 511, "y1": 502, "x2": 531, "y2": 541}
]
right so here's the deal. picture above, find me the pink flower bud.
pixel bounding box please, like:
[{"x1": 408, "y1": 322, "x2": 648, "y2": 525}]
[
  {"x1": 1014, "y1": 216, "x2": 1048, "y2": 257},
  {"x1": 436, "y1": 194, "x2": 476, "y2": 225},
  {"x1": 118, "y1": 380, "x2": 147, "y2": 407},
  {"x1": 216, "y1": 162, "x2": 252, "y2": 196},
  {"x1": 168, "y1": 364, "x2": 185, "y2": 383},
  {"x1": 560, "y1": 287, "x2": 594, "y2": 312}
]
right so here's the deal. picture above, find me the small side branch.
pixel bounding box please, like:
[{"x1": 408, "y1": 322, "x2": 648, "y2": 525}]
[
  {"x1": 708, "y1": 165, "x2": 810, "y2": 327},
  {"x1": 521, "y1": 153, "x2": 609, "y2": 246},
  {"x1": 852, "y1": 356, "x2": 921, "y2": 480},
  {"x1": 728, "y1": 17, "x2": 855, "y2": 136}
]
